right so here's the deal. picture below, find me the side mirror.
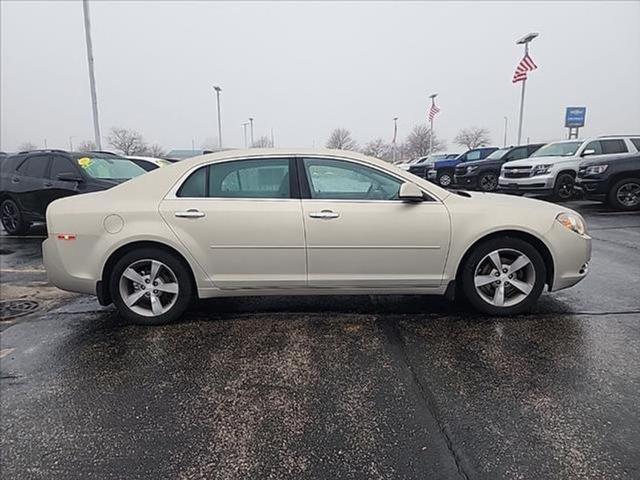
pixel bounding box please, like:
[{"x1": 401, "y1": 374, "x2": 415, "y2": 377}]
[
  {"x1": 582, "y1": 149, "x2": 596, "y2": 157},
  {"x1": 398, "y1": 182, "x2": 424, "y2": 202},
  {"x1": 57, "y1": 172, "x2": 84, "y2": 182}
]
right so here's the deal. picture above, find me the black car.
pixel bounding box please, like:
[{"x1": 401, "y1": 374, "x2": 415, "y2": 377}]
[
  {"x1": 0, "y1": 150, "x2": 147, "y2": 235},
  {"x1": 453, "y1": 143, "x2": 545, "y2": 192},
  {"x1": 576, "y1": 153, "x2": 640, "y2": 210}
]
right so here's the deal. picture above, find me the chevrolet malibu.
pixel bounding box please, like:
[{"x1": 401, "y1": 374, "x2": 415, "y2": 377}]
[{"x1": 43, "y1": 149, "x2": 591, "y2": 325}]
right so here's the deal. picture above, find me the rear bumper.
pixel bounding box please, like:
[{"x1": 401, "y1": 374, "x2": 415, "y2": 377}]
[{"x1": 42, "y1": 237, "x2": 97, "y2": 296}]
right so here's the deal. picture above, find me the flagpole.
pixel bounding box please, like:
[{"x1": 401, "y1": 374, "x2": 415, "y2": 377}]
[
  {"x1": 515, "y1": 33, "x2": 538, "y2": 145},
  {"x1": 428, "y1": 93, "x2": 438, "y2": 155}
]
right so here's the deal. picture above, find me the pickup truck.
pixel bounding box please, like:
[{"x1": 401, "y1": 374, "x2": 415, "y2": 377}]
[
  {"x1": 498, "y1": 136, "x2": 640, "y2": 200},
  {"x1": 576, "y1": 153, "x2": 640, "y2": 210}
]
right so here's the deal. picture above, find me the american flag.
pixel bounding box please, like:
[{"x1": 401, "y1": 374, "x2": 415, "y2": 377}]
[
  {"x1": 512, "y1": 54, "x2": 537, "y2": 83},
  {"x1": 428, "y1": 102, "x2": 440, "y2": 122}
]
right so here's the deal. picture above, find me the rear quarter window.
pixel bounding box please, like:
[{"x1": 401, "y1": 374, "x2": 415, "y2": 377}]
[{"x1": 630, "y1": 138, "x2": 640, "y2": 151}]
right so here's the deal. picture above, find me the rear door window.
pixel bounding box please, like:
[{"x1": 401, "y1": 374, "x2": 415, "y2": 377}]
[
  {"x1": 600, "y1": 139, "x2": 628, "y2": 154},
  {"x1": 49, "y1": 156, "x2": 78, "y2": 179},
  {"x1": 209, "y1": 159, "x2": 291, "y2": 199},
  {"x1": 18, "y1": 155, "x2": 50, "y2": 178}
]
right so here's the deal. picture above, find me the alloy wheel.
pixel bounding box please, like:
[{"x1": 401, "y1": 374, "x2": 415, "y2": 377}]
[
  {"x1": 118, "y1": 259, "x2": 180, "y2": 317},
  {"x1": 480, "y1": 174, "x2": 498, "y2": 191},
  {"x1": 1, "y1": 201, "x2": 19, "y2": 233},
  {"x1": 474, "y1": 248, "x2": 536, "y2": 307},
  {"x1": 616, "y1": 182, "x2": 640, "y2": 207},
  {"x1": 557, "y1": 178, "x2": 574, "y2": 200},
  {"x1": 439, "y1": 174, "x2": 452, "y2": 187}
]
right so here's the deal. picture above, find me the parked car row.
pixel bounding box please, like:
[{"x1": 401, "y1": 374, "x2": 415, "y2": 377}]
[
  {"x1": 0, "y1": 149, "x2": 162, "y2": 235},
  {"x1": 403, "y1": 135, "x2": 639, "y2": 210}
]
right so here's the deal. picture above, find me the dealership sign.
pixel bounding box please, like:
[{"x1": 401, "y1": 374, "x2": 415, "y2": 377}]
[{"x1": 565, "y1": 107, "x2": 586, "y2": 128}]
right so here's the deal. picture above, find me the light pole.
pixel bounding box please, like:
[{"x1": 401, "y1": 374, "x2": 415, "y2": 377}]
[
  {"x1": 428, "y1": 93, "x2": 438, "y2": 155},
  {"x1": 213, "y1": 86, "x2": 222, "y2": 149},
  {"x1": 242, "y1": 122, "x2": 250, "y2": 148},
  {"x1": 503, "y1": 116, "x2": 508, "y2": 147},
  {"x1": 515, "y1": 32, "x2": 538, "y2": 146},
  {"x1": 248, "y1": 117, "x2": 254, "y2": 147},
  {"x1": 82, "y1": 0, "x2": 102, "y2": 149},
  {"x1": 392, "y1": 117, "x2": 398, "y2": 162}
]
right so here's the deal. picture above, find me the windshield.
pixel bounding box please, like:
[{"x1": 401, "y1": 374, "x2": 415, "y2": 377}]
[
  {"x1": 531, "y1": 141, "x2": 582, "y2": 158},
  {"x1": 75, "y1": 156, "x2": 147, "y2": 180},
  {"x1": 485, "y1": 148, "x2": 510, "y2": 160}
]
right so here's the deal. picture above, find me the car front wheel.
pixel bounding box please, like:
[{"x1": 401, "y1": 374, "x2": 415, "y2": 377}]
[
  {"x1": 608, "y1": 178, "x2": 640, "y2": 211},
  {"x1": 552, "y1": 173, "x2": 575, "y2": 201},
  {"x1": 478, "y1": 172, "x2": 498, "y2": 192},
  {"x1": 437, "y1": 170, "x2": 453, "y2": 187},
  {"x1": 461, "y1": 237, "x2": 546, "y2": 315},
  {"x1": 0, "y1": 198, "x2": 29, "y2": 235},
  {"x1": 110, "y1": 248, "x2": 193, "y2": 325}
]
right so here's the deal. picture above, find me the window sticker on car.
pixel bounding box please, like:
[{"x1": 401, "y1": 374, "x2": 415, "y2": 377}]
[{"x1": 77, "y1": 157, "x2": 93, "y2": 169}]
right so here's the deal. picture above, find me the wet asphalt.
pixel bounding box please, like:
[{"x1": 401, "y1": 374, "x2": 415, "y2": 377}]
[{"x1": 0, "y1": 201, "x2": 639, "y2": 480}]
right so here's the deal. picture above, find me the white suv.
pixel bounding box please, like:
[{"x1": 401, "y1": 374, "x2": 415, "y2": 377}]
[{"x1": 498, "y1": 136, "x2": 640, "y2": 200}]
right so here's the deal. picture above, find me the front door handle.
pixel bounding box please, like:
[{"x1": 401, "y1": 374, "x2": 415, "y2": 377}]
[
  {"x1": 44, "y1": 182, "x2": 53, "y2": 187},
  {"x1": 309, "y1": 210, "x2": 340, "y2": 219},
  {"x1": 175, "y1": 209, "x2": 205, "y2": 218}
]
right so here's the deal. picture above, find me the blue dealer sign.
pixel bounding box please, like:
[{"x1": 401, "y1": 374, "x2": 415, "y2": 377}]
[{"x1": 565, "y1": 107, "x2": 586, "y2": 128}]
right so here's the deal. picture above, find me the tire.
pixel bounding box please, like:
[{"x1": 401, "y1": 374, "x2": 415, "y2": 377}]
[
  {"x1": 0, "y1": 198, "x2": 29, "y2": 235},
  {"x1": 461, "y1": 237, "x2": 546, "y2": 316},
  {"x1": 478, "y1": 171, "x2": 499, "y2": 192},
  {"x1": 110, "y1": 248, "x2": 193, "y2": 325},
  {"x1": 552, "y1": 173, "x2": 575, "y2": 201},
  {"x1": 437, "y1": 170, "x2": 454, "y2": 188},
  {"x1": 608, "y1": 177, "x2": 640, "y2": 211}
]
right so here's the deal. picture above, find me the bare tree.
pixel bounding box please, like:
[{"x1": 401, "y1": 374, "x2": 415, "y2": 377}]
[
  {"x1": 251, "y1": 136, "x2": 273, "y2": 148},
  {"x1": 18, "y1": 141, "x2": 38, "y2": 151},
  {"x1": 77, "y1": 140, "x2": 97, "y2": 151},
  {"x1": 141, "y1": 144, "x2": 167, "y2": 158},
  {"x1": 107, "y1": 127, "x2": 147, "y2": 155},
  {"x1": 403, "y1": 124, "x2": 446, "y2": 159},
  {"x1": 326, "y1": 128, "x2": 358, "y2": 151},
  {"x1": 454, "y1": 127, "x2": 491, "y2": 149},
  {"x1": 362, "y1": 138, "x2": 392, "y2": 161}
]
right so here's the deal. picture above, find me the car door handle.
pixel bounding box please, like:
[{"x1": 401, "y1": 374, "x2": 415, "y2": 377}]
[
  {"x1": 11, "y1": 177, "x2": 20, "y2": 183},
  {"x1": 309, "y1": 210, "x2": 340, "y2": 219},
  {"x1": 175, "y1": 209, "x2": 205, "y2": 218},
  {"x1": 44, "y1": 182, "x2": 53, "y2": 187}
]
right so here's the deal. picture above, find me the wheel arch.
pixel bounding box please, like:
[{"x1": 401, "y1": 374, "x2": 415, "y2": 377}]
[
  {"x1": 557, "y1": 169, "x2": 577, "y2": 179},
  {"x1": 454, "y1": 229, "x2": 555, "y2": 290},
  {"x1": 100, "y1": 240, "x2": 198, "y2": 306}
]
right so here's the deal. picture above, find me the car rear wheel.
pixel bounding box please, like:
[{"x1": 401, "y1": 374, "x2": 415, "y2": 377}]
[
  {"x1": 437, "y1": 170, "x2": 453, "y2": 187},
  {"x1": 478, "y1": 172, "x2": 498, "y2": 192},
  {"x1": 0, "y1": 199, "x2": 29, "y2": 235},
  {"x1": 608, "y1": 178, "x2": 640, "y2": 211},
  {"x1": 552, "y1": 173, "x2": 575, "y2": 201},
  {"x1": 110, "y1": 248, "x2": 193, "y2": 325},
  {"x1": 461, "y1": 237, "x2": 546, "y2": 315}
]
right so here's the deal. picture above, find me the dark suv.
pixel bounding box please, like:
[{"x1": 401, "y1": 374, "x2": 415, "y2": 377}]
[
  {"x1": 576, "y1": 153, "x2": 640, "y2": 210},
  {"x1": 0, "y1": 150, "x2": 147, "y2": 235},
  {"x1": 453, "y1": 143, "x2": 545, "y2": 192}
]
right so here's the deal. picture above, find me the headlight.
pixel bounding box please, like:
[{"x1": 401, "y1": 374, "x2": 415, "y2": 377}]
[
  {"x1": 585, "y1": 165, "x2": 608, "y2": 175},
  {"x1": 466, "y1": 165, "x2": 478, "y2": 173},
  {"x1": 556, "y1": 212, "x2": 586, "y2": 236},
  {"x1": 531, "y1": 164, "x2": 552, "y2": 176}
]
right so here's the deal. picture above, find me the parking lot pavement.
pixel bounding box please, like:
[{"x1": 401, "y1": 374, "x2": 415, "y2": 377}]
[{"x1": 1, "y1": 202, "x2": 639, "y2": 480}]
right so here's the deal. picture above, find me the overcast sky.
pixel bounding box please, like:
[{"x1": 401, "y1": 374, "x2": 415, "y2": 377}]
[{"x1": 1, "y1": 0, "x2": 639, "y2": 152}]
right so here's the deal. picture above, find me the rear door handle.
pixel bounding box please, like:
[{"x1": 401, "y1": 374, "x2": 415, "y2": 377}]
[
  {"x1": 44, "y1": 182, "x2": 53, "y2": 187},
  {"x1": 175, "y1": 209, "x2": 205, "y2": 218},
  {"x1": 309, "y1": 210, "x2": 340, "y2": 219},
  {"x1": 11, "y1": 177, "x2": 20, "y2": 183}
]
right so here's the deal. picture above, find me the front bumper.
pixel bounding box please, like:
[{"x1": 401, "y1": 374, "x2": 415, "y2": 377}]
[
  {"x1": 453, "y1": 174, "x2": 478, "y2": 188},
  {"x1": 575, "y1": 177, "x2": 608, "y2": 196},
  {"x1": 545, "y1": 220, "x2": 592, "y2": 291},
  {"x1": 498, "y1": 173, "x2": 555, "y2": 194}
]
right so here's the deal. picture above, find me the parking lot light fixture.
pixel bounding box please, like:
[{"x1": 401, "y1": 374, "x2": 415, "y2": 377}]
[{"x1": 249, "y1": 117, "x2": 254, "y2": 147}]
